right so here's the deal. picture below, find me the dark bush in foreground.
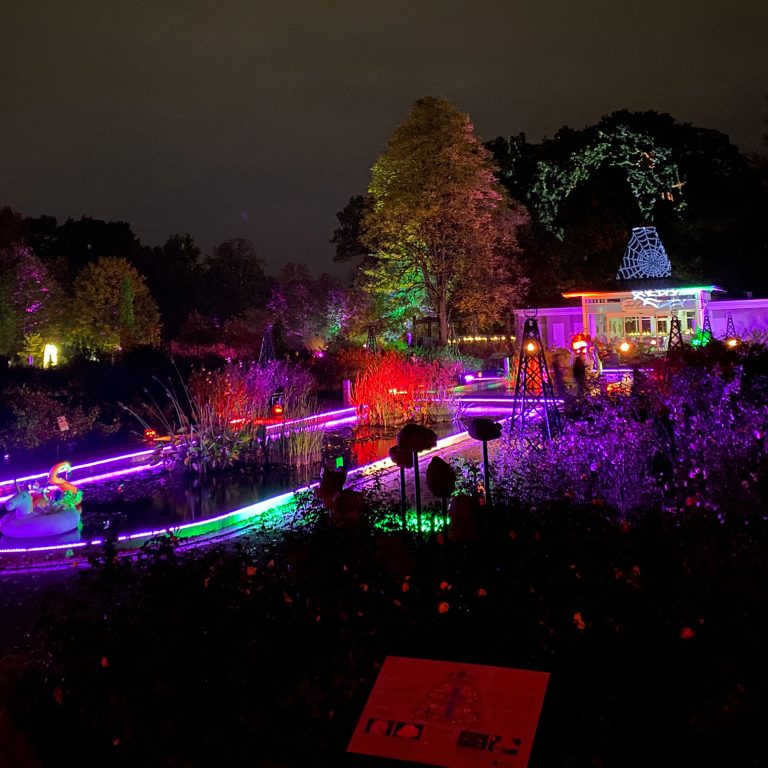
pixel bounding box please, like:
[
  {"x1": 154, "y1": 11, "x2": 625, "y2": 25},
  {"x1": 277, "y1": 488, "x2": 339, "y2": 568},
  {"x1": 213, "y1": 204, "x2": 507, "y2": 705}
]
[{"x1": 5, "y1": 494, "x2": 768, "y2": 767}]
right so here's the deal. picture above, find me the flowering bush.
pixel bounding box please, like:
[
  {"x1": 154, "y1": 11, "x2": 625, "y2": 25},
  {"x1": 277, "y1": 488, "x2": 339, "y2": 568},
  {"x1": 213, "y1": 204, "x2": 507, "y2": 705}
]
[
  {"x1": 493, "y1": 350, "x2": 768, "y2": 521},
  {"x1": 494, "y1": 394, "x2": 660, "y2": 517}
]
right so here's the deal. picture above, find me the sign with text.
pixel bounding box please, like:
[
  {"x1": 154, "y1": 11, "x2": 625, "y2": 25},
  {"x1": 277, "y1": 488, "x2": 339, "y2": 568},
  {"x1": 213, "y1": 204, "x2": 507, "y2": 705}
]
[{"x1": 348, "y1": 656, "x2": 549, "y2": 768}]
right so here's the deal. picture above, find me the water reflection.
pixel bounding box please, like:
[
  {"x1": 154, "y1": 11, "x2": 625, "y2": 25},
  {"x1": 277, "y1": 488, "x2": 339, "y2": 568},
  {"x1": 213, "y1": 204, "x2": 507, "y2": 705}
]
[{"x1": 3, "y1": 420, "x2": 469, "y2": 546}]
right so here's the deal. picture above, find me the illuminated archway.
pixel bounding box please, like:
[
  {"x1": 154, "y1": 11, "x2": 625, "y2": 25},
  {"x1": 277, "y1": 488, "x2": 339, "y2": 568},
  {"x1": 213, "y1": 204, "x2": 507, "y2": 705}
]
[{"x1": 532, "y1": 125, "x2": 685, "y2": 237}]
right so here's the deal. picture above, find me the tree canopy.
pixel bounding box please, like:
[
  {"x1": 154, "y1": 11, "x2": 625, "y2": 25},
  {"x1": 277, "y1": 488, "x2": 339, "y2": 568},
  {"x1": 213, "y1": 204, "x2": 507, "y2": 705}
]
[
  {"x1": 202, "y1": 238, "x2": 268, "y2": 321},
  {"x1": 362, "y1": 96, "x2": 527, "y2": 346},
  {"x1": 72, "y1": 257, "x2": 161, "y2": 355},
  {"x1": 488, "y1": 110, "x2": 768, "y2": 297}
]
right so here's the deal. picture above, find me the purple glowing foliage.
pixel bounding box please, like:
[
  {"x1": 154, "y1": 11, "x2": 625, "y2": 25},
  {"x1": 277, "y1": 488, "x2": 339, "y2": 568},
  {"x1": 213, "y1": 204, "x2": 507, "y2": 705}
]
[{"x1": 492, "y1": 360, "x2": 768, "y2": 519}]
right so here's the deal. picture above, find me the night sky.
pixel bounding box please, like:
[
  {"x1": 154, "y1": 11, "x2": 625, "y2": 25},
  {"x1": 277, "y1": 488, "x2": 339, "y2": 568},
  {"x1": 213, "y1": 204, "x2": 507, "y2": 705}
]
[{"x1": 2, "y1": 1, "x2": 766, "y2": 274}]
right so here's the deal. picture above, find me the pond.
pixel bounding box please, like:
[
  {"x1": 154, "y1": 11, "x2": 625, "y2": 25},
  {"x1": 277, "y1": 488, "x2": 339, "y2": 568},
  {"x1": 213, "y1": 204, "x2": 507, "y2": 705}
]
[
  {"x1": 0, "y1": 399, "x2": 518, "y2": 553},
  {"x1": 0, "y1": 423, "x2": 459, "y2": 550}
]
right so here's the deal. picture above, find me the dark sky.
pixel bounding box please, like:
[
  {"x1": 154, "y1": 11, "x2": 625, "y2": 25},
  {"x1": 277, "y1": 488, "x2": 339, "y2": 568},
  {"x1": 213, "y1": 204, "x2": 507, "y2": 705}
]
[{"x1": 2, "y1": 1, "x2": 766, "y2": 274}]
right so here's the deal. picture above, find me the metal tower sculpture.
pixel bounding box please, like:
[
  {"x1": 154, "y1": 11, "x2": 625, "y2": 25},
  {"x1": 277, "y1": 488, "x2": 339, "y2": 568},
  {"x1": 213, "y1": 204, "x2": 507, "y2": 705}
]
[
  {"x1": 667, "y1": 312, "x2": 684, "y2": 353},
  {"x1": 366, "y1": 326, "x2": 379, "y2": 354},
  {"x1": 725, "y1": 313, "x2": 737, "y2": 340},
  {"x1": 259, "y1": 325, "x2": 276, "y2": 364},
  {"x1": 510, "y1": 310, "x2": 561, "y2": 441},
  {"x1": 702, "y1": 309, "x2": 712, "y2": 337}
]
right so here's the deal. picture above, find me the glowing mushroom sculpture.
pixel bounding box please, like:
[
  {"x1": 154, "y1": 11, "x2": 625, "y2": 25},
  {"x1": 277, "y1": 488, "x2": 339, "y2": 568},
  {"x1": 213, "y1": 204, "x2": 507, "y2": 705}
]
[
  {"x1": 396, "y1": 424, "x2": 437, "y2": 534},
  {"x1": 465, "y1": 417, "x2": 502, "y2": 511}
]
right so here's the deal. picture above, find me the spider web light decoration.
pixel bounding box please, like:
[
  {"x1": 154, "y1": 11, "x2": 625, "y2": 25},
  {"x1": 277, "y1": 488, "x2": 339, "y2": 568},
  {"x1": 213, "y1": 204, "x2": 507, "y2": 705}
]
[{"x1": 617, "y1": 226, "x2": 672, "y2": 280}]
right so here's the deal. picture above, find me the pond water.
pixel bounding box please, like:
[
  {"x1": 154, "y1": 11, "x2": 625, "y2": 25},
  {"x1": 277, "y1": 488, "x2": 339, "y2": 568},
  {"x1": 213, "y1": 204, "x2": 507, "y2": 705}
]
[
  {"x1": 1, "y1": 421, "x2": 465, "y2": 548},
  {"x1": 1, "y1": 397, "x2": 519, "y2": 551}
]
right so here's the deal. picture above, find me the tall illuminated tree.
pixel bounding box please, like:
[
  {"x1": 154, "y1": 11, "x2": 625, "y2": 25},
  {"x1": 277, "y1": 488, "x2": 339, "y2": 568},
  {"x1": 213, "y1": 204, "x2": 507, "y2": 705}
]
[
  {"x1": 363, "y1": 97, "x2": 527, "y2": 346},
  {"x1": 72, "y1": 257, "x2": 161, "y2": 355}
]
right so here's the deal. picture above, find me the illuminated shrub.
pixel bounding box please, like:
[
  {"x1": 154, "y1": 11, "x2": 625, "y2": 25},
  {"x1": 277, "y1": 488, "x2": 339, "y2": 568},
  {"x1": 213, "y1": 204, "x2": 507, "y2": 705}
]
[
  {"x1": 351, "y1": 351, "x2": 461, "y2": 428},
  {"x1": 0, "y1": 385, "x2": 101, "y2": 451},
  {"x1": 493, "y1": 350, "x2": 768, "y2": 520}
]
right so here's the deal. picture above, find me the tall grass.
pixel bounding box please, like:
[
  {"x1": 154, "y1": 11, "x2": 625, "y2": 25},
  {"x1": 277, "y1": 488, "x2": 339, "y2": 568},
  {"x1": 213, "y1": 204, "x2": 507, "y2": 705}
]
[
  {"x1": 351, "y1": 351, "x2": 463, "y2": 428},
  {"x1": 123, "y1": 361, "x2": 321, "y2": 473}
]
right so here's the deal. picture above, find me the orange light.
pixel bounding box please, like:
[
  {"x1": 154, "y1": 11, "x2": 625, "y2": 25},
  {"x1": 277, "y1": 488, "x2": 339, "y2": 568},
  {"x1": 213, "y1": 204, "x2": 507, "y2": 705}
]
[
  {"x1": 272, "y1": 403, "x2": 284, "y2": 416},
  {"x1": 525, "y1": 341, "x2": 537, "y2": 354},
  {"x1": 144, "y1": 428, "x2": 157, "y2": 440},
  {"x1": 619, "y1": 341, "x2": 631, "y2": 353},
  {"x1": 726, "y1": 338, "x2": 738, "y2": 348}
]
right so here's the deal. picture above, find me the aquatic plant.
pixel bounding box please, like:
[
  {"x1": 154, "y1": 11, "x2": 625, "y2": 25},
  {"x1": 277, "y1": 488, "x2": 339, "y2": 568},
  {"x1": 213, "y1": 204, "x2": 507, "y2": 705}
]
[{"x1": 123, "y1": 360, "x2": 320, "y2": 473}]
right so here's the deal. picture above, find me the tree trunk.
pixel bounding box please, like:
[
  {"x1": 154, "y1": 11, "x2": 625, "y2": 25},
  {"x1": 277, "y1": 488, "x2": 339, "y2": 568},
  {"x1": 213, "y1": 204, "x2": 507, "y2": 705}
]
[{"x1": 437, "y1": 299, "x2": 449, "y2": 347}]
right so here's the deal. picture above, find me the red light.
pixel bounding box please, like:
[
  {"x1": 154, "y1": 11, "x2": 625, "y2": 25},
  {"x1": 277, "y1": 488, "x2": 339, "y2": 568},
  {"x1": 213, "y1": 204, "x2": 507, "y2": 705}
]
[
  {"x1": 144, "y1": 428, "x2": 157, "y2": 440},
  {"x1": 272, "y1": 403, "x2": 284, "y2": 416}
]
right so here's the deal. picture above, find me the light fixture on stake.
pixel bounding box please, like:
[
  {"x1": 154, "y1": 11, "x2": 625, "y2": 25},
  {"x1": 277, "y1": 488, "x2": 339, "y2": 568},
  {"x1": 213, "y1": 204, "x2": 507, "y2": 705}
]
[{"x1": 465, "y1": 417, "x2": 502, "y2": 512}]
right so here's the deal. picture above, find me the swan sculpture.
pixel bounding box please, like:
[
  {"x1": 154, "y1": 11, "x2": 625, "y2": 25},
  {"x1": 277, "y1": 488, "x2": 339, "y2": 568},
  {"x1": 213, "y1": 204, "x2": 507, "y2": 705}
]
[{"x1": 0, "y1": 461, "x2": 83, "y2": 538}]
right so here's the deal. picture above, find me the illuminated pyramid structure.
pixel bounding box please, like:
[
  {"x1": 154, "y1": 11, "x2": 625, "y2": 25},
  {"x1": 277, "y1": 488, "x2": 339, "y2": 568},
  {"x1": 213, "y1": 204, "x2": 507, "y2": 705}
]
[
  {"x1": 667, "y1": 312, "x2": 684, "y2": 352},
  {"x1": 702, "y1": 310, "x2": 712, "y2": 336},
  {"x1": 509, "y1": 310, "x2": 561, "y2": 441},
  {"x1": 366, "y1": 326, "x2": 379, "y2": 354},
  {"x1": 259, "y1": 325, "x2": 276, "y2": 364},
  {"x1": 617, "y1": 226, "x2": 672, "y2": 280}
]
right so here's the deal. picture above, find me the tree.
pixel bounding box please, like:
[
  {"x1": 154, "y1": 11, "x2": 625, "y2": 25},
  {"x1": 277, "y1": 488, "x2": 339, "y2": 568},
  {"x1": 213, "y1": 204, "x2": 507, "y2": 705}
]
[
  {"x1": 26, "y1": 215, "x2": 141, "y2": 282},
  {"x1": 362, "y1": 97, "x2": 527, "y2": 346},
  {"x1": 0, "y1": 244, "x2": 66, "y2": 359},
  {"x1": 0, "y1": 206, "x2": 25, "y2": 249},
  {"x1": 488, "y1": 110, "x2": 768, "y2": 294},
  {"x1": 132, "y1": 233, "x2": 203, "y2": 339},
  {"x1": 331, "y1": 195, "x2": 373, "y2": 264},
  {"x1": 202, "y1": 238, "x2": 268, "y2": 321},
  {"x1": 72, "y1": 257, "x2": 161, "y2": 355},
  {"x1": 268, "y1": 263, "x2": 344, "y2": 349}
]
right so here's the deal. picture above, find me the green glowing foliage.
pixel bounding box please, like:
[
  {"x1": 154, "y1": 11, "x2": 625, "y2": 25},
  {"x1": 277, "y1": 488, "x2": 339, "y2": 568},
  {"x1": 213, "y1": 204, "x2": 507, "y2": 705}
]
[
  {"x1": 690, "y1": 329, "x2": 713, "y2": 348},
  {"x1": 72, "y1": 256, "x2": 161, "y2": 354},
  {"x1": 363, "y1": 97, "x2": 527, "y2": 346},
  {"x1": 532, "y1": 125, "x2": 685, "y2": 238}
]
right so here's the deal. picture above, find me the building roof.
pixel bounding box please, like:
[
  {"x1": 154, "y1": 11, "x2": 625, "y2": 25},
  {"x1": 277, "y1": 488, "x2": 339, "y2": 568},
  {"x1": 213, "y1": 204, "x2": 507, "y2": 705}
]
[{"x1": 563, "y1": 278, "x2": 724, "y2": 299}]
